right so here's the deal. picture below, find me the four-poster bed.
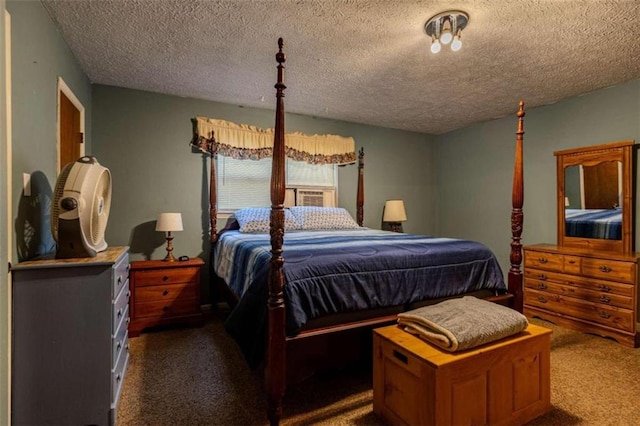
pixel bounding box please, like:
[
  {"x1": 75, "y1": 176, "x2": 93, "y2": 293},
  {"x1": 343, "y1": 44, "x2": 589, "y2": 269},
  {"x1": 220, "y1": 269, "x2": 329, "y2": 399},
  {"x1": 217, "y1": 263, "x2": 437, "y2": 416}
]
[{"x1": 192, "y1": 39, "x2": 526, "y2": 425}]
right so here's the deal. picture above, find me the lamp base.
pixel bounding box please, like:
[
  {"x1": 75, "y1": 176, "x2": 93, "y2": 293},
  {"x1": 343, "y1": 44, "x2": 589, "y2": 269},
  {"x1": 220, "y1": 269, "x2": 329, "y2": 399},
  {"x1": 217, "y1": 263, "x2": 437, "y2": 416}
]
[
  {"x1": 163, "y1": 235, "x2": 176, "y2": 262},
  {"x1": 388, "y1": 222, "x2": 403, "y2": 233}
]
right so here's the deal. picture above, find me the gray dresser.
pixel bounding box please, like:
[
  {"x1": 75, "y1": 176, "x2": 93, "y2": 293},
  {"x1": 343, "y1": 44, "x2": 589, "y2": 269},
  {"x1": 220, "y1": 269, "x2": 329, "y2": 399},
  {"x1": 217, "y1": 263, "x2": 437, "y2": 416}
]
[{"x1": 11, "y1": 246, "x2": 130, "y2": 426}]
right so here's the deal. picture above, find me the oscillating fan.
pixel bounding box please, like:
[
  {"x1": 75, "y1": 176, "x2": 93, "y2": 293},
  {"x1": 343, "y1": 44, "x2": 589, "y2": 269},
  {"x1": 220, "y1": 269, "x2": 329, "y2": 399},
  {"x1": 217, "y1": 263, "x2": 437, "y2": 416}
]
[{"x1": 51, "y1": 156, "x2": 112, "y2": 259}]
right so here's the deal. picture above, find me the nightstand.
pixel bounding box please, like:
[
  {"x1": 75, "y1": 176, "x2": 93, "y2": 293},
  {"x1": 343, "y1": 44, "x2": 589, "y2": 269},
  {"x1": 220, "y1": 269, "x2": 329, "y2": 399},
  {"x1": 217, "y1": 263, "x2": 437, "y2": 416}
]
[{"x1": 128, "y1": 257, "x2": 204, "y2": 337}]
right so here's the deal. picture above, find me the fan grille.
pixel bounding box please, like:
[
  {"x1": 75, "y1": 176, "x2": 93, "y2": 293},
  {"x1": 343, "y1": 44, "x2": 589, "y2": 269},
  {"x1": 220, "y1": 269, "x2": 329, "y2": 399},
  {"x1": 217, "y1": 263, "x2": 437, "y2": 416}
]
[{"x1": 91, "y1": 170, "x2": 111, "y2": 245}]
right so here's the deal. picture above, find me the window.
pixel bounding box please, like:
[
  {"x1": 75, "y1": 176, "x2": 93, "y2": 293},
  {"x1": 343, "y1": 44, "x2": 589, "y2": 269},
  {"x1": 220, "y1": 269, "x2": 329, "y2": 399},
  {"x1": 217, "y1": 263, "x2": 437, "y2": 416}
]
[{"x1": 216, "y1": 155, "x2": 336, "y2": 211}]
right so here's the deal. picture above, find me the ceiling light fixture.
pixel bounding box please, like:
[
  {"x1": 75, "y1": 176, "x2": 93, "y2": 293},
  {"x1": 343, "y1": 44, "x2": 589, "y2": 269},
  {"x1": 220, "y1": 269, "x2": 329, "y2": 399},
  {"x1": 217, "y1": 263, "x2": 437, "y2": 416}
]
[{"x1": 425, "y1": 10, "x2": 469, "y2": 54}]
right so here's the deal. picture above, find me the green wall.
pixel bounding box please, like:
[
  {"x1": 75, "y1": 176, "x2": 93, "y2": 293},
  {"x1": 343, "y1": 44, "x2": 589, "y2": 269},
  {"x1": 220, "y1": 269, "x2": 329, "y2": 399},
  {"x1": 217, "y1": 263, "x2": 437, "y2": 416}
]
[
  {"x1": 1, "y1": 1, "x2": 8, "y2": 421},
  {"x1": 7, "y1": 0, "x2": 92, "y2": 262},
  {"x1": 3, "y1": 1, "x2": 91, "y2": 418},
  {"x1": 91, "y1": 85, "x2": 436, "y2": 301},
  {"x1": 435, "y1": 79, "x2": 640, "y2": 277}
]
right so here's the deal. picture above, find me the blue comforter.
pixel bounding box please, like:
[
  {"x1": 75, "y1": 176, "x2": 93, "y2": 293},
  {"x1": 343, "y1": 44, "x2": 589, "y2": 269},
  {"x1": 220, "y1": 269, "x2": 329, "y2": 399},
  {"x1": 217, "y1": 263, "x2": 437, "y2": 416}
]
[
  {"x1": 565, "y1": 208, "x2": 621, "y2": 240},
  {"x1": 215, "y1": 229, "x2": 505, "y2": 366}
]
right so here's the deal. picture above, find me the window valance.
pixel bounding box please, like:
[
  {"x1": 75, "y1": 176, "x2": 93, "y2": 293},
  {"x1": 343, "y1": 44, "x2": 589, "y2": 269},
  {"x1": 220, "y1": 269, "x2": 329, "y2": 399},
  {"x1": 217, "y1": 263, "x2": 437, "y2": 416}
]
[{"x1": 191, "y1": 117, "x2": 356, "y2": 165}]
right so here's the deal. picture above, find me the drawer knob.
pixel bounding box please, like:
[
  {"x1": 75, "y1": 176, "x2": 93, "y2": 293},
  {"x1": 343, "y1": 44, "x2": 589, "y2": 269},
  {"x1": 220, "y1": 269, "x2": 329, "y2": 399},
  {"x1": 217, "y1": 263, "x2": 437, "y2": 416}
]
[
  {"x1": 116, "y1": 374, "x2": 122, "y2": 383},
  {"x1": 117, "y1": 342, "x2": 122, "y2": 351},
  {"x1": 537, "y1": 296, "x2": 548, "y2": 303},
  {"x1": 537, "y1": 273, "x2": 547, "y2": 280},
  {"x1": 117, "y1": 277, "x2": 122, "y2": 285},
  {"x1": 567, "y1": 260, "x2": 576, "y2": 264},
  {"x1": 162, "y1": 306, "x2": 170, "y2": 312},
  {"x1": 537, "y1": 283, "x2": 547, "y2": 290},
  {"x1": 162, "y1": 275, "x2": 169, "y2": 281},
  {"x1": 599, "y1": 265, "x2": 612, "y2": 273},
  {"x1": 598, "y1": 311, "x2": 611, "y2": 319},
  {"x1": 599, "y1": 295, "x2": 611, "y2": 304},
  {"x1": 538, "y1": 257, "x2": 548, "y2": 264},
  {"x1": 117, "y1": 309, "x2": 122, "y2": 318},
  {"x1": 162, "y1": 290, "x2": 169, "y2": 296},
  {"x1": 599, "y1": 285, "x2": 611, "y2": 292}
]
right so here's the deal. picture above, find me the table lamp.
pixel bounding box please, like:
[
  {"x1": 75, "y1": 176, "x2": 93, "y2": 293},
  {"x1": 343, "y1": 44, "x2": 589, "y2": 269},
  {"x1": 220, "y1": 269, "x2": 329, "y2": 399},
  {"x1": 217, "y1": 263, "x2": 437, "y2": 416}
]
[
  {"x1": 383, "y1": 200, "x2": 407, "y2": 233},
  {"x1": 156, "y1": 213, "x2": 183, "y2": 261}
]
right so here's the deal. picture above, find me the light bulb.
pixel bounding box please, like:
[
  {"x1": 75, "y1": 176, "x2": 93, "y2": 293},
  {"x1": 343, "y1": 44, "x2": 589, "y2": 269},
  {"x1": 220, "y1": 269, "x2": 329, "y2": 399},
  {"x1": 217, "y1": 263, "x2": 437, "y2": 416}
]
[
  {"x1": 430, "y1": 40, "x2": 441, "y2": 54},
  {"x1": 440, "y1": 30, "x2": 452, "y2": 45},
  {"x1": 451, "y1": 36, "x2": 462, "y2": 51}
]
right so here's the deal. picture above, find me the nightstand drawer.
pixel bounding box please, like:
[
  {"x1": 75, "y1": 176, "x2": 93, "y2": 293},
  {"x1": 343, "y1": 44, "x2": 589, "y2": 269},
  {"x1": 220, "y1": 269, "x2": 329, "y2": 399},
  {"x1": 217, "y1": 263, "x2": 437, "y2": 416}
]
[
  {"x1": 134, "y1": 298, "x2": 198, "y2": 319},
  {"x1": 135, "y1": 282, "x2": 197, "y2": 303},
  {"x1": 132, "y1": 268, "x2": 199, "y2": 286}
]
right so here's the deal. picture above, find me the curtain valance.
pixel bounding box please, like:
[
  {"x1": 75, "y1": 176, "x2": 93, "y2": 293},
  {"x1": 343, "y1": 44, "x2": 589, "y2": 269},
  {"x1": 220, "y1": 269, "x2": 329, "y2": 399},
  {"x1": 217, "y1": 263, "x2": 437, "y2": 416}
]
[{"x1": 191, "y1": 117, "x2": 356, "y2": 165}]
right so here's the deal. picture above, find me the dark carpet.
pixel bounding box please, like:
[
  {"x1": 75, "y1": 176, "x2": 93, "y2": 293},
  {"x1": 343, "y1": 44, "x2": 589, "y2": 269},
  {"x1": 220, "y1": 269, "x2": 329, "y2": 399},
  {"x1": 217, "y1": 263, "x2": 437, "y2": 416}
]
[{"x1": 117, "y1": 315, "x2": 639, "y2": 425}]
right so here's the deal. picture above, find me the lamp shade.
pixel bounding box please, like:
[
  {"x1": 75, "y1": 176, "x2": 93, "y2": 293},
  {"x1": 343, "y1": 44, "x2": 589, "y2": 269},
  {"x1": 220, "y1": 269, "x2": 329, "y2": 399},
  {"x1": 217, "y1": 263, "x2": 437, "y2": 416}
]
[
  {"x1": 383, "y1": 200, "x2": 407, "y2": 222},
  {"x1": 156, "y1": 213, "x2": 183, "y2": 232}
]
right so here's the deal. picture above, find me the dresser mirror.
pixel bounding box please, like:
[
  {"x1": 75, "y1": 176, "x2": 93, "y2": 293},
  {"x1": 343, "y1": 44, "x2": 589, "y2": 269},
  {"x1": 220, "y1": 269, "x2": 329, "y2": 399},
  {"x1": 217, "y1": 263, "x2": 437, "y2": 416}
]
[{"x1": 555, "y1": 140, "x2": 635, "y2": 253}]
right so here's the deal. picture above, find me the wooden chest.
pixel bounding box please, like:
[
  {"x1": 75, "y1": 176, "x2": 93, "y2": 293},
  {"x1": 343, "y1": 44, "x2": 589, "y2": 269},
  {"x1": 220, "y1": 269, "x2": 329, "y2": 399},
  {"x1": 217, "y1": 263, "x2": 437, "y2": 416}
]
[{"x1": 373, "y1": 324, "x2": 551, "y2": 426}]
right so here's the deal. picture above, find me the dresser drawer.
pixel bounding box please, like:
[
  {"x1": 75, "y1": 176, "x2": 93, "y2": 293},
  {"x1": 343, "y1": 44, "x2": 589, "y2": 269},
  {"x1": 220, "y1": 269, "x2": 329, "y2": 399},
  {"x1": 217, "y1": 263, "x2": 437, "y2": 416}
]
[
  {"x1": 112, "y1": 347, "x2": 129, "y2": 405},
  {"x1": 525, "y1": 288, "x2": 634, "y2": 332},
  {"x1": 580, "y1": 258, "x2": 635, "y2": 283},
  {"x1": 524, "y1": 269, "x2": 634, "y2": 297},
  {"x1": 135, "y1": 282, "x2": 198, "y2": 303},
  {"x1": 132, "y1": 267, "x2": 199, "y2": 286},
  {"x1": 134, "y1": 297, "x2": 198, "y2": 319},
  {"x1": 113, "y1": 254, "x2": 130, "y2": 298},
  {"x1": 524, "y1": 251, "x2": 563, "y2": 271},
  {"x1": 112, "y1": 316, "x2": 129, "y2": 368},
  {"x1": 524, "y1": 278, "x2": 633, "y2": 309},
  {"x1": 112, "y1": 281, "x2": 130, "y2": 332}
]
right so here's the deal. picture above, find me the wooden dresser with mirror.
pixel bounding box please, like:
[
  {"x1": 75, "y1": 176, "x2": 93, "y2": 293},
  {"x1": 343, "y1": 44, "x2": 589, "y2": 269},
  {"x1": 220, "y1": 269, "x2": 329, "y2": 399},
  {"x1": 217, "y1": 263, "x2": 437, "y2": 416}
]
[{"x1": 524, "y1": 141, "x2": 639, "y2": 347}]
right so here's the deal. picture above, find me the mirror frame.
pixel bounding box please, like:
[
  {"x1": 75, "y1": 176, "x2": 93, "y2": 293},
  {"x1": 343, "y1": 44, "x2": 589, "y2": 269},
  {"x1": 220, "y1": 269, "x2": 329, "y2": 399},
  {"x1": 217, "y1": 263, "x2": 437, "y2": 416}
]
[{"x1": 555, "y1": 140, "x2": 635, "y2": 253}]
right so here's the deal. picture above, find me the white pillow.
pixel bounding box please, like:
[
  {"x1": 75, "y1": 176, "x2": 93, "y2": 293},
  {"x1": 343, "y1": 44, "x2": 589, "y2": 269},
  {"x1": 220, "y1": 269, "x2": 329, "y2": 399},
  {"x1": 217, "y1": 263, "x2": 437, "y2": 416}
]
[
  {"x1": 290, "y1": 206, "x2": 360, "y2": 230},
  {"x1": 234, "y1": 207, "x2": 302, "y2": 233}
]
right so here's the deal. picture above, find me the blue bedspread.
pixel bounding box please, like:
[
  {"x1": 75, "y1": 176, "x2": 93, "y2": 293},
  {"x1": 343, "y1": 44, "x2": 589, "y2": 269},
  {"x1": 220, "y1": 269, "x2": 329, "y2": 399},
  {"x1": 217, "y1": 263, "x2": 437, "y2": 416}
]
[
  {"x1": 565, "y1": 208, "x2": 621, "y2": 240},
  {"x1": 215, "y1": 229, "x2": 506, "y2": 367}
]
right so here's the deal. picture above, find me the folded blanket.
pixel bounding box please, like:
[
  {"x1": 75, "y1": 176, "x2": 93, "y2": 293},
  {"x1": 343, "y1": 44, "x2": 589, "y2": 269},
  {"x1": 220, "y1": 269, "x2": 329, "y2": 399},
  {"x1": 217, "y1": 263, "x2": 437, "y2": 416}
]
[{"x1": 397, "y1": 296, "x2": 529, "y2": 352}]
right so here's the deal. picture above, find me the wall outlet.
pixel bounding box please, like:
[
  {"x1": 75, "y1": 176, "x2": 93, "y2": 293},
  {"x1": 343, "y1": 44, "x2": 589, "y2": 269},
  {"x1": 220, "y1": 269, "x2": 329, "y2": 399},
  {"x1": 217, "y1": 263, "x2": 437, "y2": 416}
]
[{"x1": 23, "y1": 173, "x2": 31, "y2": 196}]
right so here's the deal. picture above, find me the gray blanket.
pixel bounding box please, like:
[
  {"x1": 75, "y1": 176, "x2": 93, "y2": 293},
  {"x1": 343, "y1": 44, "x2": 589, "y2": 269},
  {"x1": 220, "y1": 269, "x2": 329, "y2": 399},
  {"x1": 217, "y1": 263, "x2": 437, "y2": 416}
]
[{"x1": 397, "y1": 296, "x2": 529, "y2": 352}]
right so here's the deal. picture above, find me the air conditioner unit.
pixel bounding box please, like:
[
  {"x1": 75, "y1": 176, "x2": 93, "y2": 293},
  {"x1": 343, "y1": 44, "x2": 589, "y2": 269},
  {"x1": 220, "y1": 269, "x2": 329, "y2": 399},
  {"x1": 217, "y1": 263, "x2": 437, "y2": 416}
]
[{"x1": 296, "y1": 188, "x2": 336, "y2": 207}]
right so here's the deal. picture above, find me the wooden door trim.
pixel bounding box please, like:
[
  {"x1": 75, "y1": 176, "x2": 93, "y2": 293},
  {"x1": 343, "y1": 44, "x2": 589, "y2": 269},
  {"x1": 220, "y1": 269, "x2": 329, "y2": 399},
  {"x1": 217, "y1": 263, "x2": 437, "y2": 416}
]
[
  {"x1": 56, "y1": 77, "x2": 84, "y2": 173},
  {"x1": 3, "y1": 9, "x2": 12, "y2": 425}
]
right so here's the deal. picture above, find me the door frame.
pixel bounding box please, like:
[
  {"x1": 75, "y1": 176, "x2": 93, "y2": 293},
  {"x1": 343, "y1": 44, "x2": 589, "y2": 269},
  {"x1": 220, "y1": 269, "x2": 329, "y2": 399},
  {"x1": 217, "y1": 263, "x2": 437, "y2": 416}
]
[
  {"x1": 2, "y1": 7, "x2": 11, "y2": 424},
  {"x1": 57, "y1": 77, "x2": 84, "y2": 172}
]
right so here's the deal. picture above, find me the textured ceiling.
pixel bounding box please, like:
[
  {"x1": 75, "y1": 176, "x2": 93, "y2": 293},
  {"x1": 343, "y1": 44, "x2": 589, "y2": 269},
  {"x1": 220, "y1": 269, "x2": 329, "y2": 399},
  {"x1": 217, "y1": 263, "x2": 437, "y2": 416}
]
[{"x1": 42, "y1": 0, "x2": 640, "y2": 135}]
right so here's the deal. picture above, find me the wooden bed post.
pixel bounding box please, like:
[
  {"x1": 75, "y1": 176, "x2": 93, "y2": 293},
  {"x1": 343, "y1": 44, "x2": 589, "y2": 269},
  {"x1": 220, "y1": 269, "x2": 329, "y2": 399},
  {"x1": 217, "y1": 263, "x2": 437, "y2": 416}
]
[
  {"x1": 209, "y1": 136, "x2": 218, "y2": 246},
  {"x1": 267, "y1": 37, "x2": 287, "y2": 426},
  {"x1": 509, "y1": 101, "x2": 525, "y2": 313},
  {"x1": 357, "y1": 147, "x2": 364, "y2": 226}
]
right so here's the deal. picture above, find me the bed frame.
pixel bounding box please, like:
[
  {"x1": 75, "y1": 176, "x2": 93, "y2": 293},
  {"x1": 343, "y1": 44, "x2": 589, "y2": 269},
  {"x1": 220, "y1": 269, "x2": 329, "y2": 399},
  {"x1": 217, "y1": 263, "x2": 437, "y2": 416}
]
[{"x1": 204, "y1": 39, "x2": 525, "y2": 425}]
